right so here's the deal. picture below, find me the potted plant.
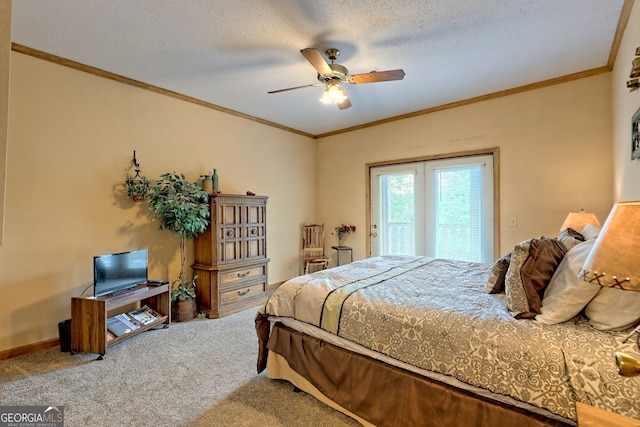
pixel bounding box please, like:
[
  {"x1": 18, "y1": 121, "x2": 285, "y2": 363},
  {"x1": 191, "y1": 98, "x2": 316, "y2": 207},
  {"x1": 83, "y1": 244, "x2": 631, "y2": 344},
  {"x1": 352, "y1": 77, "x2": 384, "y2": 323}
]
[
  {"x1": 335, "y1": 224, "x2": 356, "y2": 247},
  {"x1": 148, "y1": 172, "x2": 210, "y2": 321},
  {"x1": 126, "y1": 175, "x2": 150, "y2": 201}
]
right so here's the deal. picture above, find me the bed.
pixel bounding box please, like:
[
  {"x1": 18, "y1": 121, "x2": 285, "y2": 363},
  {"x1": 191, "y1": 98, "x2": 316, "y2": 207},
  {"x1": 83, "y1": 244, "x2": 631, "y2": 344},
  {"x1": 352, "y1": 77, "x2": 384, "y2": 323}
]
[{"x1": 255, "y1": 236, "x2": 640, "y2": 426}]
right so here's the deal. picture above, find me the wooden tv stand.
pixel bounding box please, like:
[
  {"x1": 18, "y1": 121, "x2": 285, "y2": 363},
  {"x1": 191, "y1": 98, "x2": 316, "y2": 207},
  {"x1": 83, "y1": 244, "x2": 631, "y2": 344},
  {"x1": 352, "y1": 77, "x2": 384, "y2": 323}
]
[{"x1": 70, "y1": 283, "x2": 171, "y2": 359}]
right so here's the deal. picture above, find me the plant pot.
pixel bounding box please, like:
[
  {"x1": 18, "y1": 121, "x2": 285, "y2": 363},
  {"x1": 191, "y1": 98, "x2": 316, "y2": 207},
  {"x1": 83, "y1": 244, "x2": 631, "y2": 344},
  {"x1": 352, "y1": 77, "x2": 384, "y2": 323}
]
[
  {"x1": 172, "y1": 297, "x2": 197, "y2": 322},
  {"x1": 129, "y1": 193, "x2": 147, "y2": 202}
]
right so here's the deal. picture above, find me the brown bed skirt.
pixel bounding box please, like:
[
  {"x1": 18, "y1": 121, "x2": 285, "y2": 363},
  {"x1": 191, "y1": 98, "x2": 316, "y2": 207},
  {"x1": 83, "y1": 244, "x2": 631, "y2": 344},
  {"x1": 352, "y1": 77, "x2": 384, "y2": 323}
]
[{"x1": 262, "y1": 320, "x2": 573, "y2": 427}]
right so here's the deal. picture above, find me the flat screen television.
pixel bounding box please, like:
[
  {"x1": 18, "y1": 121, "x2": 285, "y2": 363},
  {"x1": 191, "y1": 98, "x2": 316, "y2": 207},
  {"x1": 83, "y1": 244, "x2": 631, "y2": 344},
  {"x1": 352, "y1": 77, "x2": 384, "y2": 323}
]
[{"x1": 93, "y1": 249, "x2": 148, "y2": 297}]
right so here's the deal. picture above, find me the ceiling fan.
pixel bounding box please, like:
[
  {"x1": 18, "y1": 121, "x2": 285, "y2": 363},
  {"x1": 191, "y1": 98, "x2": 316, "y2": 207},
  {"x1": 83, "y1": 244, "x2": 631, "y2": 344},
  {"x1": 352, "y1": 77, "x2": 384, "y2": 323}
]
[{"x1": 268, "y1": 48, "x2": 405, "y2": 110}]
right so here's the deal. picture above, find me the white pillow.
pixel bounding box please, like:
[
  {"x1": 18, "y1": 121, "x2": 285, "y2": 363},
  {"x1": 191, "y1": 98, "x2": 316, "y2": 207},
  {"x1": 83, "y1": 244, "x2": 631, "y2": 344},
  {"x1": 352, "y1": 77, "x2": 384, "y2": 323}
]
[
  {"x1": 585, "y1": 287, "x2": 640, "y2": 330},
  {"x1": 581, "y1": 223, "x2": 601, "y2": 240},
  {"x1": 557, "y1": 228, "x2": 585, "y2": 250},
  {"x1": 535, "y1": 240, "x2": 600, "y2": 325}
]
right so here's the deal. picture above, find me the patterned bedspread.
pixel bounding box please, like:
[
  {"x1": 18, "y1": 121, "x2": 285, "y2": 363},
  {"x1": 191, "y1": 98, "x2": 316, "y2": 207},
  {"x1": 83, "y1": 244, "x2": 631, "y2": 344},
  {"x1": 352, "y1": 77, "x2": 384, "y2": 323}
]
[{"x1": 262, "y1": 255, "x2": 640, "y2": 421}]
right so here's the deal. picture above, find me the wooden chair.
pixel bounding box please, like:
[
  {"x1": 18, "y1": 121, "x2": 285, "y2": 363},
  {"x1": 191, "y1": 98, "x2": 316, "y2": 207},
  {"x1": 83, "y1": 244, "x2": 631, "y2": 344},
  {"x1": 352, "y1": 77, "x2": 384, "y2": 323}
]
[{"x1": 302, "y1": 224, "x2": 331, "y2": 274}]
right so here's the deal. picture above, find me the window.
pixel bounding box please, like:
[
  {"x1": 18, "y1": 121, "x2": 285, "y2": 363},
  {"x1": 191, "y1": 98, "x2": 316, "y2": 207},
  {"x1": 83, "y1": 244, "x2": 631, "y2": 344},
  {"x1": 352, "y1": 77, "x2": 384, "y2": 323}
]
[{"x1": 370, "y1": 151, "x2": 497, "y2": 263}]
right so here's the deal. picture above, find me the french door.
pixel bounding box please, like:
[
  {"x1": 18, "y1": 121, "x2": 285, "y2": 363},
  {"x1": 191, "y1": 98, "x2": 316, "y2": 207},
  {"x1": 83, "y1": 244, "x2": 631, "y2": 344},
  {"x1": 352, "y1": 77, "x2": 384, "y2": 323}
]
[{"x1": 370, "y1": 154, "x2": 494, "y2": 263}]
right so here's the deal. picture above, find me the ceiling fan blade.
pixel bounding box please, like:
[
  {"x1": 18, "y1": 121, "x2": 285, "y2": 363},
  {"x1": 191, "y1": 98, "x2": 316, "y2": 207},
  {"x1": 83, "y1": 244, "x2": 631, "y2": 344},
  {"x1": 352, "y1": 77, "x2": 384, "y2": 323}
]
[
  {"x1": 300, "y1": 48, "x2": 332, "y2": 75},
  {"x1": 337, "y1": 87, "x2": 351, "y2": 110},
  {"x1": 348, "y1": 69, "x2": 406, "y2": 84},
  {"x1": 268, "y1": 83, "x2": 321, "y2": 94}
]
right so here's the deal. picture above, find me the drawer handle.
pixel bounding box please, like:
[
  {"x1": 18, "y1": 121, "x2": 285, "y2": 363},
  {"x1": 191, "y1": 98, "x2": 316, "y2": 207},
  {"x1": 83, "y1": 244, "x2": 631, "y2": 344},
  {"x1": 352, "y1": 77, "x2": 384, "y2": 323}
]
[
  {"x1": 237, "y1": 288, "x2": 251, "y2": 296},
  {"x1": 237, "y1": 271, "x2": 250, "y2": 278}
]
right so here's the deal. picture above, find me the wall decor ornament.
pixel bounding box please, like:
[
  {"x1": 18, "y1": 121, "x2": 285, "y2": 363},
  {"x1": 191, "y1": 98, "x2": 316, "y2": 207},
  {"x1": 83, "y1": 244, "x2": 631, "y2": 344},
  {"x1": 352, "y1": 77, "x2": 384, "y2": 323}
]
[
  {"x1": 632, "y1": 106, "x2": 640, "y2": 161},
  {"x1": 627, "y1": 47, "x2": 640, "y2": 91},
  {"x1": 199, "y1": 168, "x2": 219, "y2": 194}
]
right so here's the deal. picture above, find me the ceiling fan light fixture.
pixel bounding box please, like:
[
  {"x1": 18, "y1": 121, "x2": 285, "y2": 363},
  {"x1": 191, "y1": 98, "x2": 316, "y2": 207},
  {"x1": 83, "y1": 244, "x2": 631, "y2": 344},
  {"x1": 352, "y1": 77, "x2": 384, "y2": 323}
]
[
  {"x1": 269, "y1": 47, "x2": 403, "y2": 111},
  {"x1": 320, "y1": 81, "x2": 347, "y2": 105}
]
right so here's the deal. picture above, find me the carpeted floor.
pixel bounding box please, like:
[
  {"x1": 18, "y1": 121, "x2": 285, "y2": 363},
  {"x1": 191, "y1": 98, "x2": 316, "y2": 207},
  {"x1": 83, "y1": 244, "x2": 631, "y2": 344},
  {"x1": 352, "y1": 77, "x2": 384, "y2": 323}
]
[{"x1": 0, "y1": 307, "x2": 361, "y2": 427}]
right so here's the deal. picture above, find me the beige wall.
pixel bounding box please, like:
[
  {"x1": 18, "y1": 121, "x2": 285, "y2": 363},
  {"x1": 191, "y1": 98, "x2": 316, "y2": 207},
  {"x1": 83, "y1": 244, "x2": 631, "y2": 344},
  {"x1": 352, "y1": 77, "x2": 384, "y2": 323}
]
[
  {"x1": 3, "y1": 14, "x2": 631, "y2": 352},
  {"x1": 316, "y1": 73, "x2": 614, "y2": 261},
  {"x1": 1, "y1": 52, "x2": 316, "y2": 352},
  {"x1": 613, "y1": 0, "x2": 640, "y2": 201}
]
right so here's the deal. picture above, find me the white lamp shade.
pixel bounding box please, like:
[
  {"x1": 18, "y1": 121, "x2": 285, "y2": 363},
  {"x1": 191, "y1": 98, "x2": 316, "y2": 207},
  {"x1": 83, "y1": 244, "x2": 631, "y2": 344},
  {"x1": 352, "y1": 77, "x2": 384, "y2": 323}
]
[{"x1": 579, "y1": 201, "x2": 640, "y2": 291}]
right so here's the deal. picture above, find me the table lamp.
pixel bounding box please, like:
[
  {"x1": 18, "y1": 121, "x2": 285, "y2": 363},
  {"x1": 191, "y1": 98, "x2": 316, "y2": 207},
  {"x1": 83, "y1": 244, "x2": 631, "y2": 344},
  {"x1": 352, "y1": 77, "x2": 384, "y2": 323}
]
[
  {"x1": 559, "y1": 209, "x2": 601, "y2": 233},
  {"x1": 578, "y1": 201, "x2": 640, "y2": 376}
]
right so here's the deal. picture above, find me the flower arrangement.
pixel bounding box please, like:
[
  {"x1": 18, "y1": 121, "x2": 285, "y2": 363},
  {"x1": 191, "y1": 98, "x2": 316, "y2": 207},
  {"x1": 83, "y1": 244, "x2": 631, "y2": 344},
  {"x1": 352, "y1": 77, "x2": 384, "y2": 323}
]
[{"x1": 335, "y1": 224, "x2": 356, "y2": 246}]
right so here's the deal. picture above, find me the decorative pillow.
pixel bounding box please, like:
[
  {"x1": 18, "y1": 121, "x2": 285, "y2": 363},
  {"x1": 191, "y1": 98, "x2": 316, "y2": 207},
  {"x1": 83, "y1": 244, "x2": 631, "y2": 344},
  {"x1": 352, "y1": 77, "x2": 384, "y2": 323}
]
[
  {"x1": 581, "y1": 223, "x2": 601, "y2": 241},
  {"x1": 486, "y1": 252, "x2": 511, "y2": 294},
  {"x1": 585, "y1": 287, "x2": 640, "y2": 330},
  {"x1": 505, "y1": 237, "x2": 568, "y2": 319},
  {"x1": 535, "y1": 240, "x2": 600, "y2": 325},
  {"x1": 557, "y1": 227, "x2": 585, "y2": 251}
]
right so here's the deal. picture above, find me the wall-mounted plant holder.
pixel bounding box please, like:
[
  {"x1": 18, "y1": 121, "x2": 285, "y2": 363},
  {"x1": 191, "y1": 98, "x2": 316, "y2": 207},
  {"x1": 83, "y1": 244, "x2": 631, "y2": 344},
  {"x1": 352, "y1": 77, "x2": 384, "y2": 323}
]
[{"x1": 125, "y1": 150, "x2": 150, "y2": 201}]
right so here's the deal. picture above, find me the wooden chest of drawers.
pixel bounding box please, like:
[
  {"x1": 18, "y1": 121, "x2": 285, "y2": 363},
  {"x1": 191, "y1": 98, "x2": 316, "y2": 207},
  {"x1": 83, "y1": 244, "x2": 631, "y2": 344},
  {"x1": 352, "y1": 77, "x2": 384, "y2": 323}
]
[{"x1": 193, "y1": 194, "x2": 269, "y2": 318}]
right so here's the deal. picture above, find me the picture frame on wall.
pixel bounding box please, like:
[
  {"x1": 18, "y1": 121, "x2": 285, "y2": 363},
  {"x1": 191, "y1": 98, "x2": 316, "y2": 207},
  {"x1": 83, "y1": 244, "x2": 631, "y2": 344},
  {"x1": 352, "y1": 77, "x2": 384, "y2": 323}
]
[{"x1": 633, "y1": 106, "x2": 640, "y2": 160}]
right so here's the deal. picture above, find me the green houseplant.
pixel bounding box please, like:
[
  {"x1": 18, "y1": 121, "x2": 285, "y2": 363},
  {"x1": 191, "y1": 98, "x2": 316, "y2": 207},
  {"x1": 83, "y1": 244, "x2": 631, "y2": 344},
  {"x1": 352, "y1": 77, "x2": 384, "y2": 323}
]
[{"x1": 148, "y1": 172, "x2": 210, "y2": 321}]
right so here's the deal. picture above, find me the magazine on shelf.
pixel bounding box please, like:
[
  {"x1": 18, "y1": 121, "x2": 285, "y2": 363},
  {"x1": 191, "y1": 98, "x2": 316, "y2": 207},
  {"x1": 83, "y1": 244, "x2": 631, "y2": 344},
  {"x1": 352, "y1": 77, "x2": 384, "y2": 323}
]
[
  {"x1": 114, "y1": 313, "x2": 140, "y2": 331},
  {"x1": 128, "y1": 305, "x2": 161, "y2": 325},
  {"x1": 107, "y1": 316, "x2": 133, "y2": 337}
]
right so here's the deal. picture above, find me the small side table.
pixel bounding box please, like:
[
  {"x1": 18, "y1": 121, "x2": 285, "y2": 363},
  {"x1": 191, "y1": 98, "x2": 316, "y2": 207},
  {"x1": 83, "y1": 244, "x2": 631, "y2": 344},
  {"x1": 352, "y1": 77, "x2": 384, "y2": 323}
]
[
  {"x1": 576, "y1": 402, "x2": 639, "y2": 427},
  {"x1": 331, "y1": 246, "x2": 353, "y2": 266}
]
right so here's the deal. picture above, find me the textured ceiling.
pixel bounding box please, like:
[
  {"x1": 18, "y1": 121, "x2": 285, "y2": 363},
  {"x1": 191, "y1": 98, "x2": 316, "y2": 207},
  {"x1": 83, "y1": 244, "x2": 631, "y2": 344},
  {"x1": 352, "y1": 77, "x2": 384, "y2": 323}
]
[{"x1": 10, "y1": 0, "x2": 629, "y2": 137}]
